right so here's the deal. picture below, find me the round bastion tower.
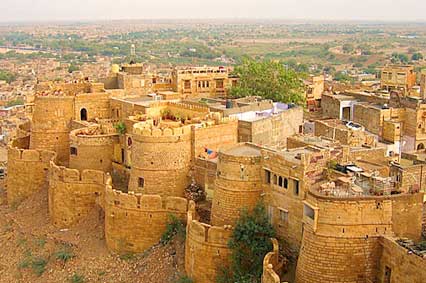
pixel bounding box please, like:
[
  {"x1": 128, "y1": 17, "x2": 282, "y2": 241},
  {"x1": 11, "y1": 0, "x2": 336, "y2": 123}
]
[
  {"x1": 30, "y1": 95, "x2": 75, "y2": 165},
  {"x1": 211, "y1": 143, "x2": 263, "y2": 226},
  {"x1": 128, "y1": 122, "x2": 192, "y2": 197}
]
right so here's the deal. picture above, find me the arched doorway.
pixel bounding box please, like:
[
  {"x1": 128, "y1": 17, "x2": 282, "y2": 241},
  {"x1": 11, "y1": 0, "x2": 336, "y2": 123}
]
[
  {"x1": 417, "y1": 143, "x2": 425, "y2": 150},
  {"x1": 80, "y1": 108, "x2": 87, "y2": 121}
]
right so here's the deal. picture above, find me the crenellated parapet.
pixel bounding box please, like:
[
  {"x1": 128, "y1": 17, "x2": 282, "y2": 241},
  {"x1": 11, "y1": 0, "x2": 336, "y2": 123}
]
[
  {"x1": 48, "y1": 161, "x2": 109, "y2": 228},
  {"x1": 104, "y1": 184, "x2": 190, "y2": 253},
  {"x1": 7, "y1": 144, "x2": 56, "y2": 205},
  {"x1": 133, "y1": 122, "x2": 192, "y2": 142},
  {"x1": 185, "y1": 205, "x2": 233, "y2": 283},
  {"x1": 295, "y1": 191, "x2": 424, "y2": 283}
]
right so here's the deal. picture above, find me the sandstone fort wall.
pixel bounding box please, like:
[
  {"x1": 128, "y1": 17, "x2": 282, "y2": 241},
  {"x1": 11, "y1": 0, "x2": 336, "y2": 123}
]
[
  {"x1": 128, "y1": 123, "x2": 192, "y2": 197},
  {"x1": 377, "y1": 237, "x2": 426, "y2": 283},
  {"x1": 105, "y1": 185, "x2": 188, "y2": 253},
  {"x1": 7, "y1": 145, "x2": 56, "y2": 204},
  {"x1": 295, "y1": 192, "x2": 423, "y2": 283},
  {"x1": 75, "y1": 93, "x2": 111, "y2": 121},
  {"x1": 69, "y1": 129, "x2": 119, "y2": 173},
  {"x1": 211, "y1": 148, "x2": 263, "y2": 226},
  {"x1": 191, "y1": 119, "x2": 238, "y2": 160},
  {"x1": 185, "y1": 208, "x2": 232, "y2": 283},
  {"x1": 48, "y1": 161, "x2": 108, "y2": 227},
  {"x1": 30, "y1": 95, "x2": 75, "y2": 165}
]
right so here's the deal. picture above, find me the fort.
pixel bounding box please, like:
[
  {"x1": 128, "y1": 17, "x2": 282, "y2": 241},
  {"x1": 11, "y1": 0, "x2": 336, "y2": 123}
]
[{"x1": 4, "y1": 64, "x2": 426, "y2": 283}]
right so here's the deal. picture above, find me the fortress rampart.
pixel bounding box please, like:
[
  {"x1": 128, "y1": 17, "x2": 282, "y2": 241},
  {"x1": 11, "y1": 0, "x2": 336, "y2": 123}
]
[
  {"x1": 69, "y1": 127, "x2": 119, "y2": 172},
  {"x1": 7, "y1": 143, "x2": 56, "y2": 205},
  {"x1": 30, "y1": 95, "x2": 75, "y2": 165},
  {"x1": 211, "y1": 145, "x2": 263, "y2": 226},
  {"x1": 48, "y1": 161, "x2": 108, "y2": 227},
  {"x1": 185, "y1": 207, "x2": 232, "y2": 283},
  {"x1": 128, "y1": 123, "x2": 192, "y2": 197},
  {"x1": 104, "y1": 184, "x2": 189, "y2": 253},
  {"x1": 295, "y1": 192, "x2": 423, "y2": 283}
]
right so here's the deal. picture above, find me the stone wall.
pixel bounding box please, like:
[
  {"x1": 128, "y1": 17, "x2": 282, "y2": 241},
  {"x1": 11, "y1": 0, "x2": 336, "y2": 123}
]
[
  {"x1": 48, "y1": 161, "x2": 108, "y2": 227},
  {"x1": 211, "y1": 145, "x2": 263, "y2": 226},
  {"x1": 6, "y1": 145, "x2": 56, "y2": 205},
  {"x1": 185, "y1": 208, "x2": 232, "y2": 283},
  {"x1": 376, "y1": 237, "x2": 426, "y2": 283},
  {"x1": 295, "y1": 192, "x2": 423, "y2": 283},
  {"x1": 238, "y1": 107, "x2": 303, "y2": 146},
  {"x1": 105, "y1": 184, "x2": 189, "y2": 253},
  {"x1": 191, "y1": 120, "x2": 238, "y2": 160},
  {"x1": 75, "y1": 92, "x2": 111, "y2": 121},
  {"x1": 353, "y1": 104, "x2": 386, "y2": 136},
  {"x1": 193, "y1": 158, "x2": 217, "y2": 199},
  {"x1": 30, "y1": 95, "x2": 75, "y2": 165},
  {"x1": 128, "y1": 123, "x2": 192, "y2": 197},
  {"x1": 69, "y1": 128, "x2": 119, "y2": 173},
  {"x1": 296, "y1": 226, "x2": 382, "y2": 283},
  {"x1": 321, "y1": 94, "x2": 342, "y2": 119}
]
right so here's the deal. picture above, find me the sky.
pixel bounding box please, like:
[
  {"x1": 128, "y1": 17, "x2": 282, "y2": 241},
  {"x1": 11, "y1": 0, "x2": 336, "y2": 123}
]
[{"x1": 1, "y1": 0, "x2": 425, "y2": 22}]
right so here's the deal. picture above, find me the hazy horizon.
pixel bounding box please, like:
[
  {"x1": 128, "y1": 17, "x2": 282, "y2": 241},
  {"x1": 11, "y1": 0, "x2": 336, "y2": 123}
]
[{"x1": 1, "y1": 0, "x2": 425, "y2": 23}]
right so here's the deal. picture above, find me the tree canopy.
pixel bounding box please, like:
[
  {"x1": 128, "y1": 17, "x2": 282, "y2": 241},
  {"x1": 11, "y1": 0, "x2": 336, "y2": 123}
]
[
  {"x1": 229, "y1": 58, "x2": 305, "y2": 105},
  {"x1": 412, "y1": 52, "x2": 423, "y2": 61},
  {"x1": 0, "y1": 70, "x2": 16, "y2": 83},
  {"x1": 216, "y1": 202, "x2": 276, "y2": 283}
]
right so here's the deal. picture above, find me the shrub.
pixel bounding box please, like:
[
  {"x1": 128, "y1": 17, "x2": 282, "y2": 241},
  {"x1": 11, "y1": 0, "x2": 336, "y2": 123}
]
[
  {"x1": 114, "y1": 122, "x2": 126, "y2": 135},
  {"x1": 160, "y1": 214, "x2": 186, "y2": 245},
  {"x1": 217, "y1": 202, "x2": 275, "y2": 283},
  {"x1": 119, "y1": 253, "x2": 135, "y2": 261},
  {"x1": 175, "y1": 274, "x2": 194, "y2": 283},
  {"x1": 55, "y1": 247, "x2": 75, "y2": 263},
  {"x1": 70, "y1": 273, "x2": 85, "y2": 283},
  {"x1": 30, "y1": 257, "x2": 47, "y2": 277}
]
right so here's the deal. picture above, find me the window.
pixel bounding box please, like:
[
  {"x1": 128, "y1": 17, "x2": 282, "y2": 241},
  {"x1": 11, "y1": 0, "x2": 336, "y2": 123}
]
[
  {"x1": 216, "y1": 79, "x2": 224, "y2": 89},
  {"x1": 206, "y1": 81, "x2": 210, "y2": 88},
  {"x1": 279, "y1": 209, "x2": 288, "y2": 223},
  {"x1": 304, "y1": 204, "x2": 315, "y2": 220},
  {"x1": 265, "y1": 170, "x2": 271, "y2": 184},
  {"x1": 384, "y1": 266, "x2": 392, "y2": 283},
  {"x1": 70, "y1": 147, "x2": 77, "y2": 156},
  {"x1": 284, "y1": 178, "x2": 288, "y2": 189},
  {"x1": 294, "y1": 179, "x2": 300, "y2": 196},
  {"x1": 138, "y1": 177, "x2": 145, "y2": 188},
  {"x1": 184, "y1": 80, "x2": 191, "y2": 89},
  {"x1": 80, "y1": 108, "x2": 87, "y2": 121},
  {"x1": 278, "y1": 176, "x2": 283, "y2": 187}
]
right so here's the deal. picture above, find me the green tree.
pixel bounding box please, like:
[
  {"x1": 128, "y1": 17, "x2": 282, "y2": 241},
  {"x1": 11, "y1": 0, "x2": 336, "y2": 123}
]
[
  {"x1": 391, "y1": 53, "x2": 409, "y2": 64},
  {"x1": 412, "y1": 53, "x2": 423, "y2": 61},
  {"x1": 217, "y1": 202, "x2": 275, "y2": 283},
  {"x1": 342, "y1": 43, "x2": 354, "y2": 54},
  {"x1": 230, "y1": 58, "x2": 305, "y2": 105},
  {"x1": 0, "y1": 70, "x2": 16, "y2": 83},
  {"x1": 334, "y1": 72, "x2": 354, "y2": 83},
  {"x1": 68, "y1": 64, "x2": 80, "y2": 73}
]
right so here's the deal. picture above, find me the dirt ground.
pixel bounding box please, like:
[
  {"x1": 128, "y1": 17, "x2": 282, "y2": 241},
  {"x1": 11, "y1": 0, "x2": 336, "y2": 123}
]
[{"x1": 0, "y1": 186, "x2": 186, "y2": 283}]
